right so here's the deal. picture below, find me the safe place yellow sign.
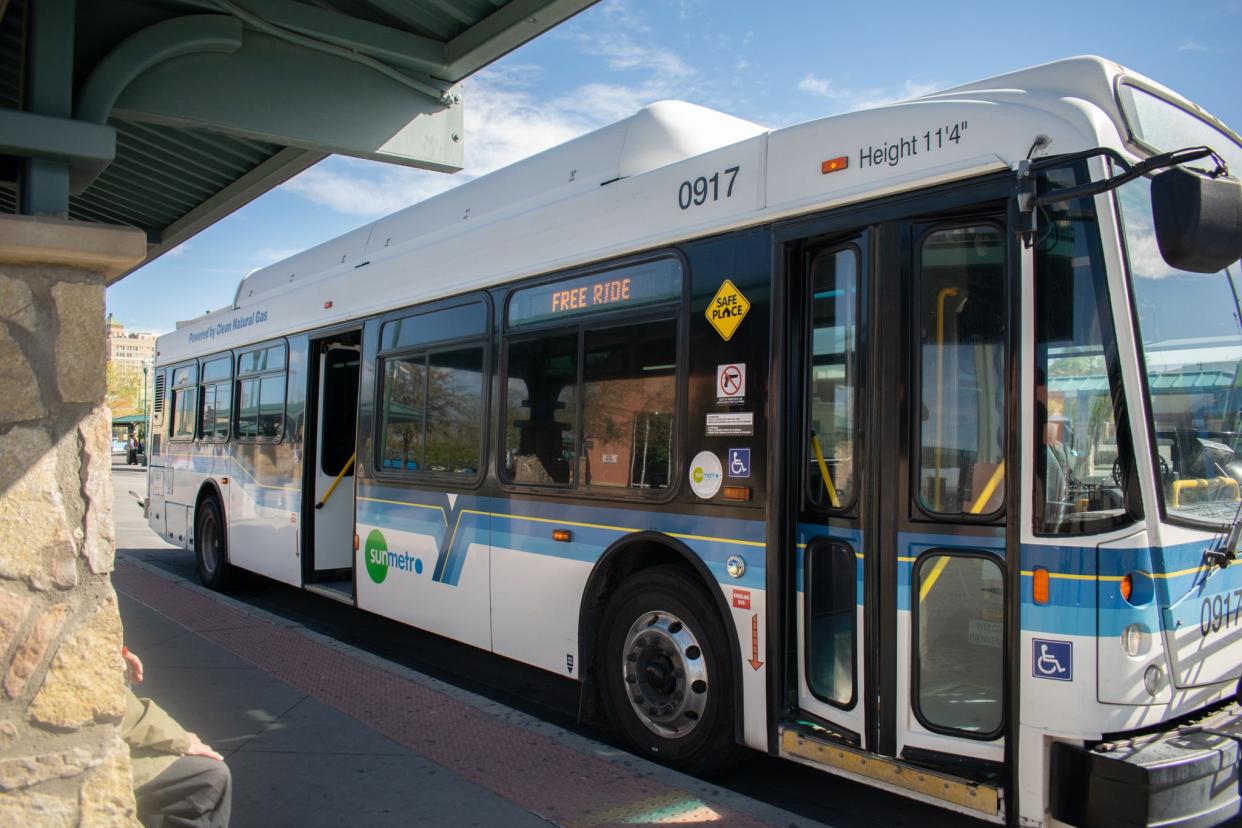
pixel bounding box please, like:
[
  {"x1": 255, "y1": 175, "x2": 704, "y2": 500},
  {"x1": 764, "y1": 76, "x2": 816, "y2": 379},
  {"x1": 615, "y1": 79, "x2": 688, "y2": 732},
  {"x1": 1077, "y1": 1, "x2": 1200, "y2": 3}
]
[{"x1": 706, "y1": 279, "x2": 750, "y2": 341}]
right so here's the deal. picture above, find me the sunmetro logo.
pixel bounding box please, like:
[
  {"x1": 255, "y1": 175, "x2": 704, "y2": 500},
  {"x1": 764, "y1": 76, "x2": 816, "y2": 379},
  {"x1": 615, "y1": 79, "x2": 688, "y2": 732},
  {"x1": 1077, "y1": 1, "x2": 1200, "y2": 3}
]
[{"x1": 363, "y1": 529, "x2": 423, "y2": 584}]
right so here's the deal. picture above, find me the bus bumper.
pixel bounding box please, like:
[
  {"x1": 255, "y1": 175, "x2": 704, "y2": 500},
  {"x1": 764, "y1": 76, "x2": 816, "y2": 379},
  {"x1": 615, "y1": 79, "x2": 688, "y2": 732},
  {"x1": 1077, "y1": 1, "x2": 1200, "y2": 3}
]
[{"x1": 1050, "y1": 703, "x2": 1241, "y2": 827}]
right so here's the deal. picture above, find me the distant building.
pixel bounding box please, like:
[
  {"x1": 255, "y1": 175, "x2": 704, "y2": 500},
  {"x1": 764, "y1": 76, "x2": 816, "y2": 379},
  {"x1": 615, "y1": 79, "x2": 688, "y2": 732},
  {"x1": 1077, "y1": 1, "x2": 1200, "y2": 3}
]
[{"x1": 106, "y1": 314, "x2": 156, "y2": 366}]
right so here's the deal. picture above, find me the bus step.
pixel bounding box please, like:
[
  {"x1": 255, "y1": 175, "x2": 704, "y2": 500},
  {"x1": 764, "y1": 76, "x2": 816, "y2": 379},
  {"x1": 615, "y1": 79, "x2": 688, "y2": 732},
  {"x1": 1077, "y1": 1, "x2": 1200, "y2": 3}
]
[
  {"x1": 305, "y1": 581, "x2": 355, "y2": 605},
  {"x1": 779, "y1": 727, "x2": 1002, "y2": 821}
]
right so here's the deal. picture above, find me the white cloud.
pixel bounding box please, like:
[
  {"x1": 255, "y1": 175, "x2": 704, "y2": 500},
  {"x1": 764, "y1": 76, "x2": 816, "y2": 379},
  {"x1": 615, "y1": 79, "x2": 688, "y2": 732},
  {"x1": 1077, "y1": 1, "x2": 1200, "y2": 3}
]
[
  {"x1": 254, "y1": 247, "x2": 301, "y2": 266},
  {"x1": 597, "y1": 0, "x2": 649, "y2": 33},
  {"x1": 164, "y1": 242, "x2": 190, "y2": 257},
  {"x1": 282, "y1": 69, "x2": 605, "y2": 218},
  {"x1": 577, "y1": 31, "x2": 695, "y2": 79},
  {"x1": 1124, "y1": 226, "x2": 1179, "y2": 280},
  {"x1": 798, "y1": 73, "x2": 833, "y2": 97},
  {"x1": 798, "y1": 73, "x2": 943, "y2": 114},
  {"x1": 1177, "y1": 39, "x2": 1208, "y2": 52},
  {"x1": 282, "y1": 7, "x2": 705, "y2": 220}
]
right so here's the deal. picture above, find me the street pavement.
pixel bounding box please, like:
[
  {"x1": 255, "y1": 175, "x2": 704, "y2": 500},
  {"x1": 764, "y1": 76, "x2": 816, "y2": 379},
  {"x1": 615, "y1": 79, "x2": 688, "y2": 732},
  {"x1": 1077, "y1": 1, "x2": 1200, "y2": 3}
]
[{"x1": 109, "y1": 465, "x2": 823, "y2": 828}]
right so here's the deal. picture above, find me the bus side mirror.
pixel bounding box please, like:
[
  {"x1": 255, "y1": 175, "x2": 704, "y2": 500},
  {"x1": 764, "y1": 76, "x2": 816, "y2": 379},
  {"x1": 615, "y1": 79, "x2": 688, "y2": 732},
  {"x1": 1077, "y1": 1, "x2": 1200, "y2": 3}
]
[{"x1": 1150, "y1": 165, "x2": 1242, "y2": 273}]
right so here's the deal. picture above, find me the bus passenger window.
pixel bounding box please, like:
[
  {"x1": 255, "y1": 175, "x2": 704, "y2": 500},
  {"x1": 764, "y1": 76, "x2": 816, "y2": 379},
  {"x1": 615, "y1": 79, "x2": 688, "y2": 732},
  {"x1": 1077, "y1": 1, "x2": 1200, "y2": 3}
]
[
  {"x1": 916, "y1": 226, "x2": 1005, "y2": 517},
  {"x1": 257, "y1": 376, "x2": 284, "y2": 439},
  {"x1": 581, "y1": 321, "x2": 676, "y2": 491},
  {"x1": 807, "y1": 247, "x2": 858, "y2": 508},
  {"x1": 235, "y1": 343, "x2": 287, "y2": 441},
  {"x1": 170, "y1": 364, "x2": 198, "y2": 442},
  {"x1": 379, "y1": 356, "x2": 427, "y2": 472},
  {"x1": 425, "y1": 348, "x2": 484, "y2": 476},
  {"x1": 505, "y1": 334, "x2": 578, "y2": 485},
  {"x1": 198, "y1": 356, "x2": 232, "y2": 442},
  {"x1": 199, "y1": 383, "x2": 231, "y2": 442},
  {"x1": 1034, "y1": 176, "x2": 1133, "y2": 534},
  {"x1": 171, "y1": 387, "x2": 197, "y2": 441}
]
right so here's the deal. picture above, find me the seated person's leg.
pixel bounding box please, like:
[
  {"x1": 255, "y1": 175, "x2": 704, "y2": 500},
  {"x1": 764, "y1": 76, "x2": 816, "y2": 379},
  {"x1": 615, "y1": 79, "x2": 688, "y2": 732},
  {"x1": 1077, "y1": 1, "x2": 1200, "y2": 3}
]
[{"x1": 135, "y1": 754, "x2": 232, "y2": 828}]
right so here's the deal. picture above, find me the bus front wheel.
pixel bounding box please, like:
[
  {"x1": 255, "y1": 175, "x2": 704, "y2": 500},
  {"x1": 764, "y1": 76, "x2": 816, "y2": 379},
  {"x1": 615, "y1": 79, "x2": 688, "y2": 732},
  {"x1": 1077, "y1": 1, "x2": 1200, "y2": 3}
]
[
  {"x1": 195, "y1": 496, "x2": 238, "y2": 590},
  {"x1": 597, "y1": 565, "x2": 741, "y2": 775}
]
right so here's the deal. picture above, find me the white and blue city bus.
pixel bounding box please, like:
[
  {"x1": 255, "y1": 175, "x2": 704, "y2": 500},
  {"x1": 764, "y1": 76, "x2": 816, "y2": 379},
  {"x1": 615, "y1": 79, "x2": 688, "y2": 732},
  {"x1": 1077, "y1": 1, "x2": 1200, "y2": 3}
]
[{"x1": 145, "y1": 56, "x2": 1242, "y2": 826}]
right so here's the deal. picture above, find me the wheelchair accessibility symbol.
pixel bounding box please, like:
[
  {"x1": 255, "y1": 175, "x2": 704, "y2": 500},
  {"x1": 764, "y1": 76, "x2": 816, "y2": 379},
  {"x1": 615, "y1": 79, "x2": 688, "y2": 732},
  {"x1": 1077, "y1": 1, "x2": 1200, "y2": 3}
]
[
  {"x1": 1032, "y1": 639, "x2": 1072, "y2": 681},
  {"x1": 727, "y1": 448, "x2": 750, "y2": 478}
]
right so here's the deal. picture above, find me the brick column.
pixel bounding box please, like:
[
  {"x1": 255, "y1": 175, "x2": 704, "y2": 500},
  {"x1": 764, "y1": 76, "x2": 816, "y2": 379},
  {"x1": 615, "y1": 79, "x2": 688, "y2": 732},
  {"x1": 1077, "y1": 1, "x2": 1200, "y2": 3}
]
[{"x1": 0, "y1": 215, "x2": 146, "y2": 823}]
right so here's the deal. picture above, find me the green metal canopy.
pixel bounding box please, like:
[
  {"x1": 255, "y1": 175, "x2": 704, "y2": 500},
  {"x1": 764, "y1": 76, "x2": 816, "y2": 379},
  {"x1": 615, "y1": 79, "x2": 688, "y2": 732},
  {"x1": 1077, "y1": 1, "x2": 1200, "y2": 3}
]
[{"x1": 0, "y1": 0, "x2": 597, "y2": 279}]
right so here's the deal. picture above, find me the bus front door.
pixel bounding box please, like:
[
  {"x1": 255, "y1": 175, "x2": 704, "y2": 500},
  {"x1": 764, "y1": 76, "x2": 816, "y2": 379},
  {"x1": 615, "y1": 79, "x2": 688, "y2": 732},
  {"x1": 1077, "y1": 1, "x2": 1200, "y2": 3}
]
[{"x1": 784, "y1": 204, "x2": 1012, "y2": 816}]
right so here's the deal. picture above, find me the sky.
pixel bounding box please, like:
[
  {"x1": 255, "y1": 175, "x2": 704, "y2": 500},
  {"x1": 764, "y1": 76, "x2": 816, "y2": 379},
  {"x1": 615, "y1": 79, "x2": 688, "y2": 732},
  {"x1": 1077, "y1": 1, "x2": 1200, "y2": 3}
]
[{"x1": 104, "y1": 0, "x2": 1242, "y2": 334}]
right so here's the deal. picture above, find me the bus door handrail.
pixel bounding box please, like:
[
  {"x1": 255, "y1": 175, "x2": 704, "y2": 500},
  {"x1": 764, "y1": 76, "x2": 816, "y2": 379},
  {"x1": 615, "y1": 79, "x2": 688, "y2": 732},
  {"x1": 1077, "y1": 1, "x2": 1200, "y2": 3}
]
[
  {"x1": 932, "y1": 286, "x2": 961, "y2": 511},
  {"x1": 316, "y1": 452, "x2": 356, "y2": 509},
  {"x1": 810, "y1": 431, "x2": 841, "y2": 508}
]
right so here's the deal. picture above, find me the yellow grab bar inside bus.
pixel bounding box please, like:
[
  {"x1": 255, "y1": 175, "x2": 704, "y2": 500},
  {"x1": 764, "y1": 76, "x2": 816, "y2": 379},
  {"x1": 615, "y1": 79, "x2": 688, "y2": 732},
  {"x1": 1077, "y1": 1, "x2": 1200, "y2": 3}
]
[
  {"x1": 316, "y1": 452, "x2": 356, "y2": 509},
  {"x1": 919, "y1": 556, "x2": 951, "y2": 603},
  {"x1": 1169, "y1": 476, "x2": 1240, "y2": 509},
  {"x1": 969, "y1": 461, "x2": 1005, "y2": 516},
  {"x1": 932, "y1": 286, "x2": 960, "y2": 512},
  {"x1": 810, "y1": 432, "x2": 841, "y2": 508},
  {"x1": 919, "y1": 462, "x2": 1004, "y2": 603}
]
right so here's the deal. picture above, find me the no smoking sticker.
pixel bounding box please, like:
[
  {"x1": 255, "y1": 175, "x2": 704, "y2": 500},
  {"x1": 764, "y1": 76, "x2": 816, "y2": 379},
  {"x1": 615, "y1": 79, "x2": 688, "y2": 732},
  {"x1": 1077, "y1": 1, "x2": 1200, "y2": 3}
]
[{"x1": 716, "y1": 363, "x2": 745, "y2": 404}]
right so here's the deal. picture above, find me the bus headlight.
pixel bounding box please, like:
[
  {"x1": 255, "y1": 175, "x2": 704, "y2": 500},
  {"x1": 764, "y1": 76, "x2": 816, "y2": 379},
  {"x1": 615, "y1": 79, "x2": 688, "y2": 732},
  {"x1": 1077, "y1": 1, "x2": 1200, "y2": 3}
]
[
  {"x1": 1121, "y1": 624, "x2": 1147, "y2": 657},
  {"x1": 1143, "y1": 664, "x2": 1164, "y2": 696}
]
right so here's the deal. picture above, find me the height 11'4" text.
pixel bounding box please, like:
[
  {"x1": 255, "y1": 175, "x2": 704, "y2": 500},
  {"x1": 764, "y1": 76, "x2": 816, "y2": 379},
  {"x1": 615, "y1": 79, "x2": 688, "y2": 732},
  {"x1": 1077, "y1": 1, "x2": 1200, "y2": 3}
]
[{"x1": 859, "y1": 121, "x2": 969, "y2": 170}]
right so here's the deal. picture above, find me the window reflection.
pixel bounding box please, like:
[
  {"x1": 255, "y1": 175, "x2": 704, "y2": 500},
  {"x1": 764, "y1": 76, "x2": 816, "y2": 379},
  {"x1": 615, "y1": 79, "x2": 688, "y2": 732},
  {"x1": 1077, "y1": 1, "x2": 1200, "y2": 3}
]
[
  {"x1": 917, "y1": 226, "x2": 1006, "y2": 516},
  {"x1": 1120, "y1": 175, "x2": 1242, "y2": 524},
  {"x1": 505, "y1": 335, "x2": 578, "y2": 485},
  {"x1": 1034, "y1": 167, "x2": 1131, "y2": 533},
  {"x1": 581, "y1": 322, "x2": 676, "y2": 491},
  {"x1": 916, "y1": 553, "x2": 1004, "y2": 736},
  {"x1": 807, "y1": 248, "x2": 858, "y2": 508}
]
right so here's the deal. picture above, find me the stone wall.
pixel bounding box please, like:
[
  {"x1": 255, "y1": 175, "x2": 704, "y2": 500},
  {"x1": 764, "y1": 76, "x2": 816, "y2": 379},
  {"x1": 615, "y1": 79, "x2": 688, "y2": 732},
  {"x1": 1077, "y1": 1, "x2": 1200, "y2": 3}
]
[{"x1": 0, "y1": 217, "x2": 145, "y2": 825}]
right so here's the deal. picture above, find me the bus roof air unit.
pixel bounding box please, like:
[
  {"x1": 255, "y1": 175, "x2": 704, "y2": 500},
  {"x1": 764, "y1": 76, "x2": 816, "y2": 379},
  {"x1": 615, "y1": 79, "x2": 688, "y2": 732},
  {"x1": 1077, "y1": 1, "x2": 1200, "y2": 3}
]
[{"x1": 231, "y1": 102, "x2": 767, "y2": 306}]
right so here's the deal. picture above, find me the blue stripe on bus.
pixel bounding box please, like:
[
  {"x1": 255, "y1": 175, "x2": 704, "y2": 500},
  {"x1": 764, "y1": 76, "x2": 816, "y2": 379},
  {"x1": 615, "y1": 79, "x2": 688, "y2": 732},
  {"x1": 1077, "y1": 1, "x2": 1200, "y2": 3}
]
[
  {"x1": 162, "y1": 460, "x2": 1236, "y2": 639},
  {"x1": 356, "y1": 485, "x2": 770, "y2": 589}
]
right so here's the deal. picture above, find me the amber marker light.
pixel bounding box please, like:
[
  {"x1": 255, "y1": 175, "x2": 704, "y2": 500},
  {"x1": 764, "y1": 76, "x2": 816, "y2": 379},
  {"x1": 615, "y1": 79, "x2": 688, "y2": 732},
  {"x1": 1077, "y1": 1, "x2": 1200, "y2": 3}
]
[
  {"x1": 1032, "y1": 567, "x2": 1050, "y2": 605},
  {"x1": 821, "y1": 156, "x2": 849, "y2": 174},
  {"x1": 722, "y1": 486, "x2": 751, "y2": 502},
  {"x1": 1120, "y1": 573, "x2": 1133, "y2": 604},
  {"x1": 552, "y1": 529, "x2": 573, "y2": 543}
]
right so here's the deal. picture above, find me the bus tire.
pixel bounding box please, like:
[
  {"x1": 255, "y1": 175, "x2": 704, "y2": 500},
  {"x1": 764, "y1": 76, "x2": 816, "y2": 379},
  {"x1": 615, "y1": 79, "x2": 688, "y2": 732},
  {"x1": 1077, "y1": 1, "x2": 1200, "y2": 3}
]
[
  {"x1": 195, "y1": 496, "x2": 238, "y2": 590},
  {"x1": 597, "y1": 565, "x2": 742, "y2": 775}
]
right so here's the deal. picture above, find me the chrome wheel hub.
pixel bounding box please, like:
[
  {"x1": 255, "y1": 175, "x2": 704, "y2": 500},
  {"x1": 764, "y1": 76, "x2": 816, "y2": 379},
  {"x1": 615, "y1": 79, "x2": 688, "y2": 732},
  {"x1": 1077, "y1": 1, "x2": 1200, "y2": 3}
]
[{"x1": 621, "y1": 611, "x2": 708, "y2": 739}]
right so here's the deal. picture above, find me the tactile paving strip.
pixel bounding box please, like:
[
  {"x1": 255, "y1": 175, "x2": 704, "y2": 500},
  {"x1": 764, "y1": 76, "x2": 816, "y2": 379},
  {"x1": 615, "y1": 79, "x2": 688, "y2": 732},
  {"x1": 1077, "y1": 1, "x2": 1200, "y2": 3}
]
[{"x1": 113, "y1": 562, "x2": 772, "y2": 828}]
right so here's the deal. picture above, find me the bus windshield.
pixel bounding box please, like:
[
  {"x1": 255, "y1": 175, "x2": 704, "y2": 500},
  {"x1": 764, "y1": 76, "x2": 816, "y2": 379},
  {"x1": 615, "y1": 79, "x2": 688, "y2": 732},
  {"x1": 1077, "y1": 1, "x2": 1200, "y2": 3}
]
[{"x1": 1118, "y1": 175, "x2": 1242, "y2": 525}]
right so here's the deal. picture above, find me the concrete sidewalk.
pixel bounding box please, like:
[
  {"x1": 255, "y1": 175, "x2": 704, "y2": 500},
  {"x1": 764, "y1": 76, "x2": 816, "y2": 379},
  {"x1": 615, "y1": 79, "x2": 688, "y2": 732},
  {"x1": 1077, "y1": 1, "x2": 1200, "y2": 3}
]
[{"x1": 111, "y1": 471, "x2": 821, "y2": 828}]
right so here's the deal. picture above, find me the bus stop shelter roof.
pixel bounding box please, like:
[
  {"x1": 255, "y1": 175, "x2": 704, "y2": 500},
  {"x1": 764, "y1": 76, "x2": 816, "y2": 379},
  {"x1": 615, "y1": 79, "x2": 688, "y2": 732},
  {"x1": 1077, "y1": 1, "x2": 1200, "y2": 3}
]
[{"x1": 1, "y1": 0, "x2": 597, "y2": 281}]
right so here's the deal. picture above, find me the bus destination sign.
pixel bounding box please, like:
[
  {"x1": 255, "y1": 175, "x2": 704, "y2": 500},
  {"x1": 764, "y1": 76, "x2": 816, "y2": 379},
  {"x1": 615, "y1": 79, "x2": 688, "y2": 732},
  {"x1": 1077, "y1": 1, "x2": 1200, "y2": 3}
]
[{"x1": 508, "y1": 258, "x2": 683, "y2": 327}]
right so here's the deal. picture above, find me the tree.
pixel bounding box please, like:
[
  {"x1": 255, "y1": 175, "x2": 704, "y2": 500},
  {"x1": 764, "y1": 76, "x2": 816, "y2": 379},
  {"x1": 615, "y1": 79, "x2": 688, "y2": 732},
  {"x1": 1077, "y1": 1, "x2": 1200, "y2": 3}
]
[{"x1": 106, "y1": 361, "x2": 144, "y2": 415}]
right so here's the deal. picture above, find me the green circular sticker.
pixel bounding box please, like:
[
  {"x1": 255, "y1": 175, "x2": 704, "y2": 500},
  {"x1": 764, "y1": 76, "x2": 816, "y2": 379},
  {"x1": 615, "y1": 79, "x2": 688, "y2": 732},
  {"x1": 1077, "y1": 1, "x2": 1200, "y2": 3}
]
[{"x1": 364, "y1": 529, "x2": 388, "y2": 584}]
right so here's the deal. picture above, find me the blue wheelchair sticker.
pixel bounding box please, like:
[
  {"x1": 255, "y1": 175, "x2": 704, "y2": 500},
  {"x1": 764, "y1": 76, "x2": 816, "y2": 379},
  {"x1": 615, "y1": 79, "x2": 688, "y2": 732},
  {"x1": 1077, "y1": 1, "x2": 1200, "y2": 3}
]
[
  {"x1": 727, "y1": 448, "x2": 750, "y2": 478},
  {"x1": 1032, "y1": 638, "x2": 1073, "y2": 681}
]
